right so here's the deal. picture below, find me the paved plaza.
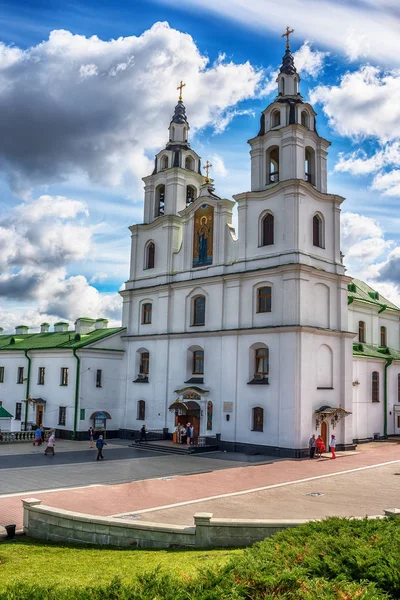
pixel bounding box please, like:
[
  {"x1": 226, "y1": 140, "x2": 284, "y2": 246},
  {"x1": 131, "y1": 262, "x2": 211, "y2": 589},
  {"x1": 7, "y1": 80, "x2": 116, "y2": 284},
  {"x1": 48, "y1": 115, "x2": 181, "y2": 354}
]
[{"x1": 1, "y1": 439, "x2": 399, "y2": 535}]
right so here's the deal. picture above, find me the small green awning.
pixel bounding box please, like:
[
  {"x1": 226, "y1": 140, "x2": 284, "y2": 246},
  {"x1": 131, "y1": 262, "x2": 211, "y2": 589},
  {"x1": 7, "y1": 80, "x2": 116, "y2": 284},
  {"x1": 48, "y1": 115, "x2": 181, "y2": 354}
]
[{"x1": 0, "y1": 406, "x2": 13, "y2": 418}]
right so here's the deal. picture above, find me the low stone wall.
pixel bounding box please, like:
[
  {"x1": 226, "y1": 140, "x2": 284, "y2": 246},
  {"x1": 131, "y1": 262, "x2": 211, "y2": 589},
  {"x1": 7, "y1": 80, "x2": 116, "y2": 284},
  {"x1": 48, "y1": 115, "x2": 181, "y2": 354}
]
[{"x1": 22, "y1": 499, "x2": 307, "y2": 549}]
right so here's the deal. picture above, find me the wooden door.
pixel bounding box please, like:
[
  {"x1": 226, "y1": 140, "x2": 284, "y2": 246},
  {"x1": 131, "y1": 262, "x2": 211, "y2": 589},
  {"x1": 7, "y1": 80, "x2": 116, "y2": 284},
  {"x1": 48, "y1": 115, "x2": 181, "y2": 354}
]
[
  {"x1": 321, "y1": 421, "x2": 327, "y2": 448},
  {"x1": 192, "y1": 416, "x2": 200, "y2": 439},
  {"x1": 36, "y1": 405, "x2": 44, "y2": 427}
]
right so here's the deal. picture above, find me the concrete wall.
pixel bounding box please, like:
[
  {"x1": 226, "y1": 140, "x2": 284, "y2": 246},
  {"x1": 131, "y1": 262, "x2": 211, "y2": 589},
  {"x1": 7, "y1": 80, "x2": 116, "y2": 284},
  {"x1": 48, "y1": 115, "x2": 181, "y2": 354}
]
[{"x1": 23, "y1": 499, "x2": 306, "y2": 549}]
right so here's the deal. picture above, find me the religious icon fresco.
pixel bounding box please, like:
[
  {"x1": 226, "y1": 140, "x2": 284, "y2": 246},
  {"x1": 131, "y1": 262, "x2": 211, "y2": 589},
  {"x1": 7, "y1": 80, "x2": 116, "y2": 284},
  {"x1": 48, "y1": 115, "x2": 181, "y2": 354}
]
[{"x1": 193, "y1": 204, "x2": 213, "y2": 267}]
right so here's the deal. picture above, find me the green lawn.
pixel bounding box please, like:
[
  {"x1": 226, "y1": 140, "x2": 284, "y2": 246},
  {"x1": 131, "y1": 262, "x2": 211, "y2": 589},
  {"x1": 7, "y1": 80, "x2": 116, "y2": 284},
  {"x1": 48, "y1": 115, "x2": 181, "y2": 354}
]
[{"x1": 0, "y1": 538, "x2": 243, "y2": 587}]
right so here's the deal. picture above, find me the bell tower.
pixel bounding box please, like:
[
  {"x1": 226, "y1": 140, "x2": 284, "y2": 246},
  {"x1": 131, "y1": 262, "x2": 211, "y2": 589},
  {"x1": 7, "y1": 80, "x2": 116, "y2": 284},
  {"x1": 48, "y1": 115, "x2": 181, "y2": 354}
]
[
  {"x1": 142, "y1": 83, "x2": 205, "y2": 224},
  {"x1": 248, "y1": 31, "x2": 330, "y2": 194}
]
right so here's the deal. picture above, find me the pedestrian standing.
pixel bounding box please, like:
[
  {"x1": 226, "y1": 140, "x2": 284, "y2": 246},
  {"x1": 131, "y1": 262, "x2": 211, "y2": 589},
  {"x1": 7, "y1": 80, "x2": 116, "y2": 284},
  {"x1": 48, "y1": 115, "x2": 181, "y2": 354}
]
[
  {"x1": 308, "y1": 434, "x2": 316, "y2": 459},
  {"x1": 40, "y1": 424, "x2": 45, "y2": 445},
  {"x1": 316, "y1": 435, "x2": 325, "y2": 458},
  {"x1": 33, "y1": 426, "x2": 42, "y2": 446},
  {"x1": 44, "y1": 432, "x2": 55, "y2": 455},
  {"x1": 139, "y1": 424, "x2": 147, "y2": 443},
  {"x1": 189, "y1": 424, "x2": 194, "y2": 446},
  {"x1": 88, "y1": 426, "x2": 94, "y2": 449},
  {"x1": 185, "y1": 423, "x2": 191, "y2": 447},
  {"x1": 96, "y1": 435, "x2": 107, "y2": 461},
  {"x1": 330, "y1": 434, "x2": 336, "y2": 459}
]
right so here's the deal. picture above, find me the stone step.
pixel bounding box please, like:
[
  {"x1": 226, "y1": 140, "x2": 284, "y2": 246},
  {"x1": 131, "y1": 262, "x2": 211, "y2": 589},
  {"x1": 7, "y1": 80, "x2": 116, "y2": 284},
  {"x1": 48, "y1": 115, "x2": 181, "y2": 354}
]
[{"x1": 130, "y1": 442, "x2": 219, "y2": 455}]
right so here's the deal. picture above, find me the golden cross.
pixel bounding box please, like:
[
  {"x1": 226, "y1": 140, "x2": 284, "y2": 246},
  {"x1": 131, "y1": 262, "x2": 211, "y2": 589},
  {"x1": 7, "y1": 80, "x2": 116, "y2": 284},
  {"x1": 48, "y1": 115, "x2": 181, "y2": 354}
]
[
  {"x1": 177, "y1": 80, "x2": 186, "y2": 101},
  {"x1": 204, "y1": 160, "x2": 213, "y2": 182},
  {"x1": 281, "y1": 26, "x2": 294, "y2": 49}
]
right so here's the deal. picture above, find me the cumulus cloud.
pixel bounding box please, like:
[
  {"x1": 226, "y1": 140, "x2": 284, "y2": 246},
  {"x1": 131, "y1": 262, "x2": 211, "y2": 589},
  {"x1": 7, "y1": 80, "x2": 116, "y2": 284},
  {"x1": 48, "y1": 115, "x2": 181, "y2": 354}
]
[
  {"x1": 0, "y1": 23, "x2": 262, "y2": 195},
  {"x1": 0, "y1": 195, "x2": 121, "y2": 325}
]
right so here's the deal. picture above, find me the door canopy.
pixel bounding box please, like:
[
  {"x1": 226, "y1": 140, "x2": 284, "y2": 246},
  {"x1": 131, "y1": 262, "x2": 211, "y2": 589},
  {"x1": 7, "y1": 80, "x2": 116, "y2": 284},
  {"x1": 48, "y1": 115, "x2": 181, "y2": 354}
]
[{"x1": 315, "y1": 405, "x2": 351, "y2": 429}]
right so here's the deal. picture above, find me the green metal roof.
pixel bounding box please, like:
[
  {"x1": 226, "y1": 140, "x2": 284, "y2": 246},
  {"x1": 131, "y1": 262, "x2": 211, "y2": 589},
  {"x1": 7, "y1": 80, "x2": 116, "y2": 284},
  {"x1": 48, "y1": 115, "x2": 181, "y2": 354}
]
[
  {"x1": 353, "y1": 343, "x2": 400, "y2": 361},
  {"x1": 0, "y1": 406, "x2": 13, "y2": 418},
  {"x1": 348, "y1": 279, "x2": 400, "y2": 312},
  {"x1": 0, "y1": 327, "x2": 125, "y2": 352}
]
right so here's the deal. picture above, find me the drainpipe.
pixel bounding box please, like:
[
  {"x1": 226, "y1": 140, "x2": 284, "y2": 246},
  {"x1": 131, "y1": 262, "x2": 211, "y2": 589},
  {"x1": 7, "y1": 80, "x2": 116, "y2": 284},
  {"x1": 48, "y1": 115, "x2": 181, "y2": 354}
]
[
  {"x1": 72, "y1": 349, "x2": 81, "y2": 440},
  {"x1": 23, "y1": 350, "x2": 31, "y2": 431},
  {"x1": 384, "y1": 358, "x2": 393, "y2": 438}
]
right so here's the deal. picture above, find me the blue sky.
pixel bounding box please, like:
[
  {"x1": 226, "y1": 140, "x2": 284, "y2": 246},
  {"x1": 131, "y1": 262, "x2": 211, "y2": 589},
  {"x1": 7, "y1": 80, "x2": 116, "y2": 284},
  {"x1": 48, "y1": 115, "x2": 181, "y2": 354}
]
[{"x1": 0, "y1": 0, "x2": 399, "y2": 331}]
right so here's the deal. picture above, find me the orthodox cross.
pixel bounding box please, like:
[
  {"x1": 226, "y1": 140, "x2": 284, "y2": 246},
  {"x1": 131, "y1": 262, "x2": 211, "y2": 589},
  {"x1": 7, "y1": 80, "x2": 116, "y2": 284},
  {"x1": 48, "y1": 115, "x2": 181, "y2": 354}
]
[
  {"x1": 281, "y1": 26, "x2": 294, "y2": 49},
  {"x1": 177, "y1": 80, "x2": 186, "y2": 101},
  {"x1": 204, "y1": 160, "x2": 213, "y2": 182}
]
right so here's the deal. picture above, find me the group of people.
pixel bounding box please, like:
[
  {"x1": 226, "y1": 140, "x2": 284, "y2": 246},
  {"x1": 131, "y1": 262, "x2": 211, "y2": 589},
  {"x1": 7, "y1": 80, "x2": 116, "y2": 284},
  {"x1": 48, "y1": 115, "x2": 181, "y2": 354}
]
[
  {"x1": 175, "y1": 423, "x2": 195, "y2": 446},
  {"x1": 309, "y1": 434, "x2": 336, "y2": 459},
  {"x1": 33, "y1": 425, "x2": 56, "y2": 455}
]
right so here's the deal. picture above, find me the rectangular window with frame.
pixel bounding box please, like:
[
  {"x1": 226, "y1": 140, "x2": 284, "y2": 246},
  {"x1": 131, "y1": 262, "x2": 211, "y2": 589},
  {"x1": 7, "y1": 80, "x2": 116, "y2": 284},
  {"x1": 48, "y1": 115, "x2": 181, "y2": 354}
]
[
  {"x1": 252, "y1": 407, "x2": 264, "y2": 432},
  {"x1": 192, "y1": 350, "x2": 204, "y2": 375},
  {"x1": 60, "y1": 367, "x2": 69, "y2": 386},
  {"x1": 17, "y1": 367, "x2": 24, "y2": 384},
  {"x1": 372, "y1": 371, "x2": 379, "y2": 402},
  {"x1": 257, "y1": 287, "x2": 272, "y2": 313},
  {"x1": 139, "y1": 352, "x2": 149, "y2": 375},
  {"x1": 38, "y1": 367, "x2": 45, "y2": 385},
  {"x1": 96, "y1": 369, "x2": 102, "y2": 388},
  {"x1": 80, "y1": 408, "x2": 85, "y2": 420},
  {"x1": 141, "y1": 303, "x2": 152, "y2": 324},
  {"x1": 15, "y1": 402, "x2": 22, "y2": 420},
  {"x1": 0, "y1": 366, "x2": 4, "y2": 383},
  {"x1": 192, "y1": 296, "x2": 206, "y2": 326},
  {"x1": 255, "y1": 348, "x2": 269, "y2": 375},
  {"x1": 58, "y1": 406, "x2": 66, "y2": 426}
]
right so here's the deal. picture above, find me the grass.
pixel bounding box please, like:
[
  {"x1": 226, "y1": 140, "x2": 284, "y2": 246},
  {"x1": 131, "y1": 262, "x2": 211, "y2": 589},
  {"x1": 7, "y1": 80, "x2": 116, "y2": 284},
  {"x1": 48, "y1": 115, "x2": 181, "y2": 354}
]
[{"x1": 0, "y1": 537, "x2": 242, "y2": 587}]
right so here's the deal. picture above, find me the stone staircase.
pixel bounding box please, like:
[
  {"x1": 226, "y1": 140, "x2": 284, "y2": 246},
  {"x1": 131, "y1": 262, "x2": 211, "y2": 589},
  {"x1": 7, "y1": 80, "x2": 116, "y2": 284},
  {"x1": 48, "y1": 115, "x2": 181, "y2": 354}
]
[{"x1": 130, "y1": 441, "x2": 219, "y2": 455}]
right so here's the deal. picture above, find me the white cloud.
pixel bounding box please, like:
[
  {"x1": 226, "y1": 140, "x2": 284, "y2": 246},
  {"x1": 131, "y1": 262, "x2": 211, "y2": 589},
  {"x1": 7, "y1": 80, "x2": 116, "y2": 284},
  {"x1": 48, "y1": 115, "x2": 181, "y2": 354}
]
[
  {"x1": 0, "y1": 23, "x2": 262, "y2": 195},
  {"x1": 209, "y1": 154, "x2": 228, "y2": 178},
  {"x1": 158, "y1": 0, "x2": 400, "y2": 66},
  {"x1": 293, "y1": 41, "x2": 329, "y2": 78},
  {"x1": 372, "y1": 169, "x2": 400, "y2": 196},
  {"x1": 310, "y1": 66, "x2": 400, "y2": 143}
]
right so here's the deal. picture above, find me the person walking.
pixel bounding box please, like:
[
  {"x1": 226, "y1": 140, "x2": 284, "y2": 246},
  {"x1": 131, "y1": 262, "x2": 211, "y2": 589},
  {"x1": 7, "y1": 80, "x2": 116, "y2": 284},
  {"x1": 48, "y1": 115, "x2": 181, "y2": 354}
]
[
  {"x1": 44, "y1": 432, "x2": 55, "y2": 455},
  {"x1": 40, "y1": 424, "x2": 45, "y2": 445},
  {"x1": 96, "y1": 435, "x2": 107, "y2": 461},
  {"x1": 88, "y1": 426, "x2": 94, "y2": 449},
  {"x1": 139, "y1": 424, "x2": 147, "y2": 443},
  {"x1": 330, "y1": 434, "x2": 336, "y2": 459},
  {"x1": 33, "y1": 426, "x2": 42, "y2": 446},
  {"x1": 185, "y1": 423, "x2": 191, "y2": 447},
  {"x1": 316, "y1": 434, "x2": 325, "y2": 458},
  {"x1": 308, "y1": 434, "x2": 316, "y2": 459}
]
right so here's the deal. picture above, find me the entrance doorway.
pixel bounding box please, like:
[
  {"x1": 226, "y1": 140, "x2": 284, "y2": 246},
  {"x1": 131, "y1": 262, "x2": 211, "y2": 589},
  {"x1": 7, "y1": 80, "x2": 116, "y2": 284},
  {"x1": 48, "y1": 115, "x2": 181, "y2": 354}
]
[
  {"x1": 36, "y1": 405, "x2": 44, "y2": 427},
  {"x1": 321, "y1": 421, "x2": 328, "y2": 448}
]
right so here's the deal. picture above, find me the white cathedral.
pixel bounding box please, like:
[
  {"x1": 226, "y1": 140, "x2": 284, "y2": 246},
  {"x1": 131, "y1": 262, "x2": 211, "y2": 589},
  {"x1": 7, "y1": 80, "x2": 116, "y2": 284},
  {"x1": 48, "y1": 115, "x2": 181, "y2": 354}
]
[{"x1": 1, "y1": 40, "x2": 400, "y2": 456}]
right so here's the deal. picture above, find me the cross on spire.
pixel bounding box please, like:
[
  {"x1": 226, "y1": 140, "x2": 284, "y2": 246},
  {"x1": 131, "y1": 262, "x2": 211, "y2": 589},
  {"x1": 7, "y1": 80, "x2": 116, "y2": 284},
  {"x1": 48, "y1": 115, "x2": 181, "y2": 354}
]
[
  {"x1": 281, "y1": 26, "x2": 294, "y2": 49},
  {"x1": 177, "y1": 80, "x2": 186, "y2": 101},
  {"x1": 204, "y1": 160, "x2": 213, "y2": 182}
]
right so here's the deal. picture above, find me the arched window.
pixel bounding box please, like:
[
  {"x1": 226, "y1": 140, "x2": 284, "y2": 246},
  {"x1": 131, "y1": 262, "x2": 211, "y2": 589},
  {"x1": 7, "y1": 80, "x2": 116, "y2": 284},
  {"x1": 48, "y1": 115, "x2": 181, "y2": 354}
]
[
  {"x1": 186, "y1": 185, "x2": 196, "y2": 205},
  {"x1": 145, "y1": 242, "x2": 155, "y2": 269},
  {"x1": 305, "y1": 147, "x2": 315, "y2": 184},
  {"x1": 192, "y1": 296, "x2": 206, "y2": 326},
  {"x1": 380, "y1": 326, "x2": 387, "y2": 347},
  {"x1": 313, "y1": 214, "x2": 324, "y2": 248},
  {"x1": 301, "y1": 111, "x2": 309, "y2": 128},
  {"x1": 141, "y1": 303, "x2": 152, "y2": 325},
  {"x1": 359, "y1": 321, "x2": 366, "y2": 343},
  {"x1": 192, "y1": 350, "x2": 204, "y2": 374},
  {"x1": 257, "y1": 287, "x2": 272, "y2": 313},
  {"x1": 252, "y1": 407, "x2": 264, "y2": 432},
  {"x1": 155, "y1": 185, "x2": 165, "y2": 217},
  {"x1": 139, "y1": 352, "x2": 149, "y2": 375},
  {"x1": 261, "y1": 213, "x2": 274, "y2": 246},
  {"x1": 255, "y1": 347, "x2": 269, "y2": 375},
  {"x1": 161, "y1": 155, "x2": 168, "y2": 170},
  {"x1": 137, "y1": 400, "x2": 145, "y2": 420},
  {"x1": 372, "y1": 371, "x2": 379, "y2": 402},
  {"x1": 185, "y1": 156, "x2": 194, "y2": 170},
  {"x1": 271, "y1": 110, "x2": 280, "y2": 128},
  {"x1": 267, "y1": 147, "x2": 279, "y2": 184}
]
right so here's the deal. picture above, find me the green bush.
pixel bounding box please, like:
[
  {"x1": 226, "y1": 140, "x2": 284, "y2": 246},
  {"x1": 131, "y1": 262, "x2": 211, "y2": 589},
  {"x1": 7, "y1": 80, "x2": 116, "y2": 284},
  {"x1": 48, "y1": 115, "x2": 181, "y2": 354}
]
[{"x1": 1, "y1": 517, "x2": 398, "y2": 599}]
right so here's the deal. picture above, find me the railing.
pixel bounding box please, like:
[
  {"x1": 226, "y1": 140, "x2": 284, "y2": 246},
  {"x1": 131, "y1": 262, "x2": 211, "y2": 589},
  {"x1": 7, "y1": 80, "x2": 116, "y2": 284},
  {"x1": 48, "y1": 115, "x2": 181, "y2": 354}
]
[
  {"x1": 134, "y1": 428, "x2": 167, "y2": 443},
  {"x1": 0, "y1": 430, "x2": 50, "y2": 443}
]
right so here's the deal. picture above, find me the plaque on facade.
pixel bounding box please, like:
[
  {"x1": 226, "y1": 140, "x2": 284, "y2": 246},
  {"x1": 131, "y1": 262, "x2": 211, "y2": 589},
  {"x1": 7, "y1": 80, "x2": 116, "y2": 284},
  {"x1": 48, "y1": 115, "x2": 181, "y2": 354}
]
[{"x1": 223, "y1": 402, "x2": 233, "y2": 413}]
